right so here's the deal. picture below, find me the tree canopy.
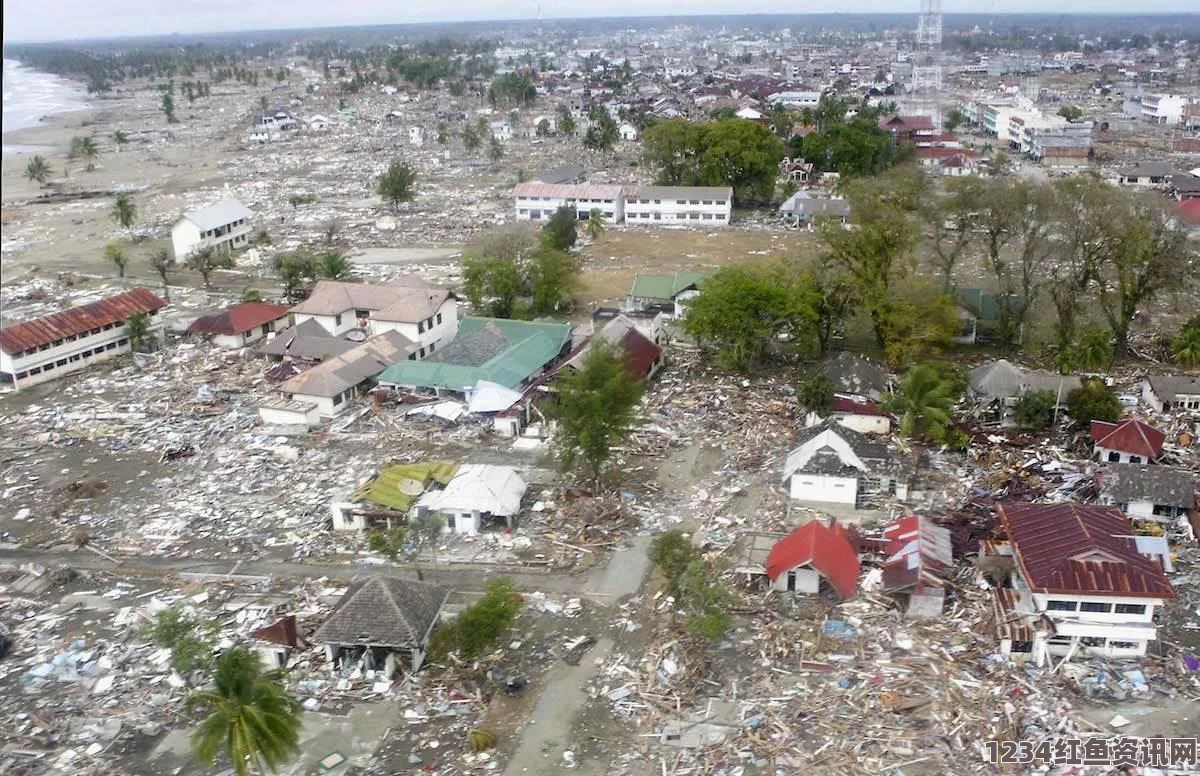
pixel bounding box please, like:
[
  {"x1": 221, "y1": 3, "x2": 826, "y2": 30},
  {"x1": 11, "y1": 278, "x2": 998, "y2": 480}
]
[
  {"x1": 884, "y1": 363, "x2": 959, "y2": 442},
  {"x1": 461, "y1": 227, "x2": 578, "y2": 319},
  {"x1": 377, "y1": 158, "x2": 417, "y2": 212},
  {"x1": 642, "y1": 118, "x2": 784, "y2": 204},
  {"x1": 542, "y1": 204, "x2": 578, "y2": 251},
  {"x1": 1065, "y1": 379, "x2": 1122, "y2": 424}
]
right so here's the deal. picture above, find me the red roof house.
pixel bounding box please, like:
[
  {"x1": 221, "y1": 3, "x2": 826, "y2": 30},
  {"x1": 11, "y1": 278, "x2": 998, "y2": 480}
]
[
  {"x1": 880, "y1": 515, "x2": 953, "y2": 594},
  {"x1": 0, "y1": 287, "x2": 166, "y2": 356},
  {"x1": 765, "y1": 521, "x2": 860, "y2": 599},
  {"x1": 1090, "y1": 418, "x2": 1165, "y2": 463},
  {"x1": 188, "y1": 301, "x2": 291, "y2": 348},
  {"x1": 996, "y1": 503, "x2": 1175, "y2": 599},
  {"x1": 1177, "y1": 198, "x2": 1200, "y2": 225}
]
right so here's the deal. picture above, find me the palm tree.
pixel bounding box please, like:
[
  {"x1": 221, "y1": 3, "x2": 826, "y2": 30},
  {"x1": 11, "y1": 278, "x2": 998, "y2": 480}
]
[
  {"x1": 111, "y1": 193, "x2": 137, "y2": 237},
  {"x1": 149, "y1": 247, "x2": 175, "y2": 301},
  {"x1": 125, "y1": 311, "x2": 151, "y2": 352},
  {"x1": 316, "y1": 250, "x2": 352, "y2": 280},
  {"x1": 188, "y1": 647, "x2": 303, "y2": 776},
  {"x1": 884, "y1": 363, "x2": 957, "y2": 442},
  {"x1": 1076, "y1": 328, "x2": 1113, "y2": 371},
  {"x1": 1173, "y1": 324, "x2": 1200, "y2": 367},
  {"x1": 104, "y1": 243, "x2": 128, "y2": 278},
  {"x1": 113, "y1": 130, "x2": 130, "y2": 151},
  {"x1": 77, "y1": 136, "x2": 100, "y2": 171},
  {"x1": 586, "y1": 208, "x2": 606, "y2": 241},
  {"x1": 24, "y1": 155, "x2": 53, "y2": 185}
]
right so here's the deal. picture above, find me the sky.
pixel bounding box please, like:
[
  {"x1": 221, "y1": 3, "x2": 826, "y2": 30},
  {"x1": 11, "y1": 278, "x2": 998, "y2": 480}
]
[{"x1": 2, "y1": 0, "x2": 1195, "y2": 43}]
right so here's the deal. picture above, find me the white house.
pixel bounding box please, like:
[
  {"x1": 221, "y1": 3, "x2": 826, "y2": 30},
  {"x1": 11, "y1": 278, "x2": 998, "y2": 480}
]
[
  {"x1": 262, "y1": 331, "x2": 415, "y2": 425},
  {"x1": 782, "y1": 419, "x2": 902, "y2": 508},
  {"x1": 489, "y1": 121, "x2": 513, "y2": 141},
  {"x1": 0, "y1": 288, "x2": 167, "y2": 391},
  {"x1": 618, "y1": 122, "x2": 639, "y2": 141},
  {"x1": 986, "y1": 503, "x2": 1176, "y2": 664},
  {"x1": 623, "y1": 186, "x2": 733, "y2": 225},
  {"x1": 1140, "y1": 94, "x2": 1190, "y2": 125},
  {"x1": 313, "y1": 577, "x2": 448, "y2": 674},
  {"x1": 409, "y1": 126, "x2": 424, "y2": 146},
  {"x1": 171, "y1": 197, "x2": 254, "y2": 261},
  {"x1": 1097, "y1": 464, "x2": 1196, "y2": 524},
  {"x1": 513, "y1": 182, "x2": 625, "y2": 223},
  {"x1": 735, "y1": 106, "x2": 764, "y2": 120},
  {"x1": 307, "y1": 115, "x2": 331, "y2": 131},
  {"x1": 1141, "y1": 375, "x2": 1200, "y2": 413},
  {"x1": 289, "y1": 279, "x2": 458, "y2": 359},
  {"x1": 415, "y1": 464, "x2": 528, "y2": 535},
  {"x1": 187, "y1": 302, "x2": 291, "y2": 349},
  {"x1": 1090, "y1": 418, "x2": 1165, "y2": 464},
  {"x1": 805, "y1": 395, "x2": 892, "y2": 435}
]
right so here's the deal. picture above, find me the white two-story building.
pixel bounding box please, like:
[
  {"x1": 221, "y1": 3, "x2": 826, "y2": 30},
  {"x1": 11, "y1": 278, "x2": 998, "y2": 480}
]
[
  {"x1": 623, "y1": 186, "x2": 733, "y2": 225},
  {"x1": 171, "y1": 197, "x2": 254, "y2": 261},
  {"x1": 986, "y1": 502, "x2": 1175, "y2": 665},
  {"x1": 289, "y1": 279, "x2": 458, "y2": 360},
  {"x1": 0, "y1": 287, "x2": 167, "y2": 391},
  {"x1": 513, "y1": 182, "x2": 625, "y2": 223}
]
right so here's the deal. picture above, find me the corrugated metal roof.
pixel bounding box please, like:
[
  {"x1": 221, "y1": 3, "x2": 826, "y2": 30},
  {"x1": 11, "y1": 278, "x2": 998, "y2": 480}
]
[
  {"x1": 513, "y1": 182, "x2": 624, "y2": 200},
  {"x1": 998, "y1": 502, "x2": 1176, "y2": 599},
  {"x1": 352, "y1": 460, "x2": 459, "y2": 512},
  {"x1": 628, "y1": 271, "x2": 707, "y2": 301},
  {"x1": 188, "y1": 302, "x2": 290, "y2": 336},
  {"x1": 181, "y1": 197, "x2": 253, "y2": 231},
  {"x1": 765, "y1": 521, "x2": 859, "y2": 599},
  {"x1": 628, "y1": 185, "x2": 733, "y2": 200},
  {"x1": 1090, "y1": 419, "x2": 1165, "y2": 460},
  {"x1": 279, "y1": 330, "x2": 414, "y2": 397},
  {"x1": 313, "y1": 577, "x2": 448, "y2": 649},
  {"x1": 0, "y1": 287, "x2": 167, "y2": 355}
]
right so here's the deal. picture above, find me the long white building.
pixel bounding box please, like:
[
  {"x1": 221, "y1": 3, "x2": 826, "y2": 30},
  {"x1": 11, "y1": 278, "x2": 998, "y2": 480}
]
[
  {"x1": 0, "y1": 288, "x2": 167, "y2": 391},
  {"x1": 171, "y1": 197, "x2": 254, "y2": 261},
  {"x1": 513, "y1": 183, "x2": 733, "y2": 225}
]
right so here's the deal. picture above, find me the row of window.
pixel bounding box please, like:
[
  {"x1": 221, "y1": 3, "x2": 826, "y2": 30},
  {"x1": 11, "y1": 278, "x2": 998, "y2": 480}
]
[
  {"x1": 13, "y1": 339, "x2": 128, "y2": 380},
  {"x1": 416, "y1": 313, "x2": 443, "y2": 334},
  {"x1": 1045, "y1": 600, "x2": 1146, "y2": 615},
  {"x1": 519, "y1": 196, "x2": 615, "y2": 204},
  {"x1": 10, "y1": 317, "x2": 151, "y2": 359},
  {"x1": 629, "y1": 199, "x2": 727, "y2": 206},
  {"x1": 200, "y1": 218, "x2": 248, "y2": 239},
  {"x1": 1047, "y1": 636, "x2": 1141, "y2": 650},
  {"x1": 627, "y1": 212, "x2": 727, "y2": 221}
]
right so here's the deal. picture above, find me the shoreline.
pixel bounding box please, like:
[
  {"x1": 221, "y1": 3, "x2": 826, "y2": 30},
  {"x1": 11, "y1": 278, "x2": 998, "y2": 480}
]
[{"x1": 2, "y1": 58, "x2": 93, "y2": 152}]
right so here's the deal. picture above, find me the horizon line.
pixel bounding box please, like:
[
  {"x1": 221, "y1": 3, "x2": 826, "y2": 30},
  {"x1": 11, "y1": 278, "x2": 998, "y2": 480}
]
[{"x1": 5, "y1": 10, "x2": 1200, "y2": 47}]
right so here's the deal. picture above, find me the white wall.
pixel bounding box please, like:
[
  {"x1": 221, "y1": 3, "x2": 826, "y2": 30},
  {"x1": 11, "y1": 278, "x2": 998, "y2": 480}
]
[
  {"x1": 789, "y1": 473, "x2": 858, "y2": 505},
  {"x1": 368, "y1": 298, "x2": 458, "y2": 356},
  {"x1": 1, "y1": 313, "x2": 164, "y2": 391},
  {"x1": 1031, "y1": 591, "x2": 1160, "y2": 625},
  {"x1": 294, "y1": 312, "x2": 349, "y2": 337},
  {"x1": 515, "y1": 194, "x2": 623, "y2": 222},
  {"x1": 1095, "y1": 445, "x2": 1149, "y2": 464},
  {"x1": 835, "y1": 413, "x2": 891, "y2": 435},
  {"x1": 171, "y1": 215, "x2": 252, "y2": 261},
  {"x1": 258, "y1": 404, "x2": 320, "y2": 427},
  {"x1": 624, "y1": 194, "x2": 732, "y2": 225},
  {"x1": 772, "y1": 566, "x2": 821, "y2": 593}
]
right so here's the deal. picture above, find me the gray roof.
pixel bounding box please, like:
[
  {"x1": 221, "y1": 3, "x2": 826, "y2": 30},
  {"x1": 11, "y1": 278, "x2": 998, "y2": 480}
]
[
  {"x1": 426, "y1": 324, "x2": 510, "y2": 367},
  {"x1": 259, "y1": 318, "x2": 358, "y2": 360},
  {"x1": 784, "y1": 418, "x2": 891, "y2": 481},
  {"x1": 537, "y1": 165, "x2": 587, "y2": 184},
  {"x1": 779, "y1": 192, "x2": 851, "y2": 218},
  {"x1": 821, "y1": 352, "x2": 887, "y2": 398},
  {"x1": 1118, "y1": 162, "x2": 1183, "y2": 178},
  {"x1": 182, "y1": 197, "x2": 253, "y2": 231},
  {"x1": 793, "y1": 418, "x2": 890, "y2": 464},
  {"x1": 1098, "y1": 464, "x2": 1197, "y2": 509},
  {"x1": 630, "y1": 185, "x2": 733, "y2": 200},
  {"x1": 314, "y1": 577, "x2": 449, "y2": 649},
  {"x1": 1145, "y1": 375, "x2": 1200, "y2": 402},
  {"x1": 969, "y1": 359, "x2": 1081, "y2": 399},
  {"x1": 290, "y1": 280, "x2": 448, "y2": 323},
  {"x1": 278, "y1": 330, "x2": 414, "y2": 398}
]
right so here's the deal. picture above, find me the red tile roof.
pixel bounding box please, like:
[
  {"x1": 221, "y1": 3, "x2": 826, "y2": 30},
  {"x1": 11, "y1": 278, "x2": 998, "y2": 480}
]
[
  {"x1": 618, "y1": 328, "x2": 662, "y2": 379},
  {"x1": 188, "y1": 302, "x2": 291, "y2": 336},
  {"x1": 879, "y1": 114, "x2": 935, "y2": 133},
  {"x1": 997, "y1": 502, "x2": 1175, "y2": 599},
  {"x1": 832, "y1": 396, "x2": 886, "y2": 417},
  {"x1": 252, "y1": 614, "x2": 300, "y2": 647},
  {"x1": 1090, "y1": 419, "x2": 1165, "y2": 460},
  {"x1": 0, "y1": 287, "x2": 167, "y2": 356},
  {"x1": 765, "y1": 521, "x2": 860, "y2": 599},
  {"x1": 1176, "y1": 198, "x2": 1200, "y2": 225}
]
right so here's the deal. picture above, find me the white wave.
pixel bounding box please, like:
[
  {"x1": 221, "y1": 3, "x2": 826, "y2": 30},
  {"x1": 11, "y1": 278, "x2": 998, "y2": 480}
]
[{"x1": 2, "y1": 59, "x2": 89, "y2": 135}]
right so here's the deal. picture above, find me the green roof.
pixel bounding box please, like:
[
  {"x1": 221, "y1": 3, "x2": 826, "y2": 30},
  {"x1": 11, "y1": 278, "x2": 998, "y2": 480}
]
[
  {"x1": 352, "y1": 460, "x2": 459, "y2": 512},
  {"x1": 629, "y1": 271, "x2": 708, "y2": 301},
  {"x1": 956, "y1": 288, "x2": 1024, "y2": 323},
  {"x1": 377, "y1": 317, "x2": 572, "y2": 392}
]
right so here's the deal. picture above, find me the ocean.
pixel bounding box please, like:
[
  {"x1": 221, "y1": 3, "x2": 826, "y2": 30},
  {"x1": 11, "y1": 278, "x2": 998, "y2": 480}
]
[{"x1": 2, "y1": 58, "x2": 89, "y2": 154}]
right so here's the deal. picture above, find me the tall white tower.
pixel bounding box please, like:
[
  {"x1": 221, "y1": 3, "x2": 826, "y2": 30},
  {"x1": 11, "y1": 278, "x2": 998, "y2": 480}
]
[{"x1": 911, "y1": 0, "x2": 943, "y2": 124}]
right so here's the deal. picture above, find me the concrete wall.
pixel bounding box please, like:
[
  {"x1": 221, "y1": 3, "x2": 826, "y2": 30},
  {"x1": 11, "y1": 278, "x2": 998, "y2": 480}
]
[
  {"x1": 788, "y1": 473, "x2": 858, "y2": 505},
  {"x1": 625, "y1": 195, "x2": 731, "y2": 225},
  {"x1": 515, "y1": 194, "x2": 623, "y2": 222},
  {"x1": 258, "y1": 404, "x2": 320, "y2": 428},
  {"x1": 1095, "y1": 445, "x2": 1149, "y2": 464},
  {"x1": 771, "y1": 565, "x2": 821, "y2": 593},
  {"x1": 835, "y1": 414, "x2": 891, "y2": 435},
  {"x1": 171, "y1": 217, "x2": 252, "y2": 261},
  {"x1": 1, "y1": 313, "x2": 164, "y2": 391}
]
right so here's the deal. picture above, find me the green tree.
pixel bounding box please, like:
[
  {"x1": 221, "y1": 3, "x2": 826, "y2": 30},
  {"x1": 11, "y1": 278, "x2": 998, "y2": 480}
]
[
  {"x1": 430, "y1": 579, "x2": 523, "y2": 661},
  {"x1": 542, "y1": 204, "x2": 578, "y2": 251},
  {"x1": 461, "y1": 123, "x2": 482, "y2": 152},
  {"x1": 683, "y1": 264, "x2": 816, "y2": 371},
  {"x1": 943, "y1": 108, "x2": 968, "y2": 133},
  {"x1": 649, "y1": 530, "x2": 700, "y2": 598},
  {"x1": 536, "y1": 118, "x2": 551, "y2": 136},
  {"x1": 188, "y1": 647, "x2": 303, "y2": 776},
  {"x1": 112, "y1": 129, "x2": 130, "y2": 150},
  {"x1": 642, "y1": 118, "x2": 784, "y2": 204},
  {"x1": 555, "y1": 105, "x2": 576, "y2": 137},
  {"x1": 275, "y1": 253, "x2": 316, "y2": 302},
  {"x1": 488, "y1": 135, "x2": 504, "y2": 163},
  {"x1": 111, "y1": 193, "x2": 137, "y2": 236},
  {"x1": 436, "y1": 122, "x2": 448, "y2": 145},
  {"x1": 585, "y1": 208, "x2": 606, "y2": 241},
  {"x1": 876, "y1": 287, "x2": 962, "y2": 369},
  {"x1": 76, "y1": 136, "x2": 100, "y2": 171},
  {"x1": 376, "y1": 158, "x2": 417, "y2": 213},
  {"x1": 145, "y1": 607, "x2": 218, "y2": 675},
  {"x1": 796, "y1": 375, "x2": 835, "y2": 416},
  {"x1": 923, "y1": 176, "x2": 984, "y2": 291},
  {"x1": 526, "y1": 248, "x2": 579, "y2": 314},
  {"x1": 1013, "y1": 389, "x2": 1057, "y2": 431},
  {"x1": 462, "y1": 256, "x2": 524, "y2": 318},
  {"x1": 676, "y1": 559, "x2": 733, "y2": 642},
  {"x1": 188, "y1": 247, "x2": 234, "y2": 290},
  {"x1": 1173, "y1": 315, "x2": 1200, "y2": 367},
  {"x1": 104, "y1": 242, "x2": 128, "y2": 278},
  {"x1": 1065, "y1": 379, "x2": 1122, "y2": 424},
  {"x1": 161, "y1": 92, "x2": 176, "y2": 123},
  {"x1": 149, "y1": 247, "x2": 175, "y2": 301},
  {"x1": 884, "y1": 363, "x2": 958, "y2": 442},
  {"x1": 1076, "y1": 328, "x2": 1114, "y2": 370},
  {"x1": 316, "y1": 250, "x2": 353, "y2": 280},
  {"x1": 1057, "y1": 105, "x2": 1084, "y2": 122},
  {"x1": 549, "y1": 340, "x2": 645, "y2": 486},
  {"x1": 583, "y1": 111, "x2": 619, "y2": 156},
  {"x1": 368, "y1": 526, "x2": 409, "y2": 560},
  {"x1": 125, "y1": 310, "x2": 153, "y2": 351},
  {"x1": 242, "y1": 288, "x2": 264, "y2": 303},
  {"x1": 798, "y1": 116, "x2": 896, "y2": 177},
  {"x1": 24, "y1": 154, "x2": 53, "y2": 184}
]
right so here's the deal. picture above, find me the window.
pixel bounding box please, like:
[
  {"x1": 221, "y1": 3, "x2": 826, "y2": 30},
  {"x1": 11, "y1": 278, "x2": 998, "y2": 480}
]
[
  {"x1": 419, "y1": 347, "x2": 426, "y2": 358},
  {"x1": 703, "y1": 214, "x2": 713, "y2": 220},
  {"x1": 1109, "y1": 641, "x2": 1139, "y2": 649},
  {"x1": 408, "y1": 353, "x2": 416, "y2": 360},
  {"x1": 1080, "y1": 602, "x2": 1111, "y2": 613},
  {"x1": 56, "y1": 359, "x2": 67, "y2": 367},
  {"x1": 1107, "y1": 451, "x2": 1120, "y2": 462},
  {"x1": 654, "y1": 199, "x2": 661, "y2": 204},
  {"x1": 70, "y1": 355, "x2": 81, "y2": 362},
  {"x1": 428, "y1": 342, "x2": 435, "y2": 353},
  {"x1": 1046, "y1": 600, "x2": 1078, "y2": 612},
  {"x1": 418, "y1": 321, "x2": 425, "y2": 334},
  {"x1": 676, "y1": 199, "x2": 686, "y2": 205},
  {"x1": 716, "y1": 214, "x2": 726, "y2": 221},
  {"x1": 654, "y1": 213, "x2": 661, "y2": 220},
  {"x1": 1115, "y1": 603, "x2": 1146, "y2": 615},
  {"x1": 30, "y1": 367, "x2": 42, "y2": 375},
  {"x1": 118, "y1": 338, "x2": 129, "y2": 346},
  {"x1": 106, "y1": 342, "x2": 117, "y2": 351},
  {"x1": 334, "y1": 391, "x2": 344, "y2": 406},
  {"x1": 702, "y1": 200, "x2": 712, "y2": 205},
  {"x1": 334, "y1": 313, "x2": 343, "y2": 327},
  {"x1": 1080, "y1": 637, "x2": 1105, "y2": 647},
  {"x1": 16, "y1": 371, "x2": 28, "y2": 379},
  {"x1": 1128, "y1": 455, "x2": 1141, "y2": 464},
  {"x1": 355, "y1": 309, "x2": 370, "y2": 319},
  {"x1": 436, "y1": 313, "x2": 442, "y2": 325},
  {"x1": 689, "y1": 199, "x2": 700, "y2": 205},
  {"x1": 716, "y1": 201, "x2": 727, "y2": 206},
  {"x1": 43, "y1": 363, "x2": 54, "y2": 371}
]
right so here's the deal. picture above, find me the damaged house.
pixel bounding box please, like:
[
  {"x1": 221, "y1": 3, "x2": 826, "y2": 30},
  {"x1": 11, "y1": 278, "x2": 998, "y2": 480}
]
[
  {"x1": 1096, "y1": 463, "x2": 1197, "y2": 526},
  {"x1": 314, "y1": 577, "x2": 449, "y2": 674},
  {"x1": 332, "y1": 460, "x2": 459, "y2": 531},
  {"x1": 782, "y1": 419, "x2": 908, "y2": 509},
  {"x1": 762, "y1": 521, "x2": 860, "y2": 598},
  {"x1": 820, "y1": 352, "x2": 888, "y2": 402},
  {"x1": 560, "y1": 314, "x2": 665, "y2": 381},
  {"x1": 968, "y1": 359, "x2": 1081, "y2": 425},
  {"x1": 1090, "y1": 418, "x2": 1165, "y2": 464},
  {"x1": 415, "y1": 464, "x2": 528, "y2": 535},
  {"x1": 983, "y1": 502, "x2": 1176, "y2": 664},
  {"x1": 874, "y1": 515, "x2": 953, "y2": 619},
  {"x1": 624, "y1": 271, "x2": 708, "y2": 318},
  {"x1": 187, "y1": 301, "x2": 291, "y2": 349},
  {"x1": 1141, "y1": 375, "x2": 1200, "y2": 413}
]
